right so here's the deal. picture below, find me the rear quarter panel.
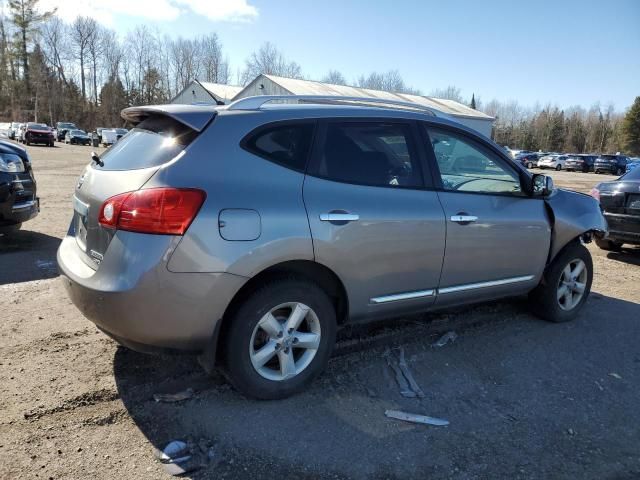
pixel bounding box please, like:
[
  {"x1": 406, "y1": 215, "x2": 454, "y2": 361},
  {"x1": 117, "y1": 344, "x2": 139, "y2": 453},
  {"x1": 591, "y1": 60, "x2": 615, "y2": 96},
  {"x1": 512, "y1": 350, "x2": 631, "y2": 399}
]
[{"x1": 151, "y1": 112, "x2": 315, "y2": 276}]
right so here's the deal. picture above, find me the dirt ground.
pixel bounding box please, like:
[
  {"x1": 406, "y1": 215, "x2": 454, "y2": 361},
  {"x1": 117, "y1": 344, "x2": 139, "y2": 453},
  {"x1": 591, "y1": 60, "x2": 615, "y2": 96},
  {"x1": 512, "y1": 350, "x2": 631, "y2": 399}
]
[{"x1": 1, "y1": 142, "x2": 639, "y2": 479}]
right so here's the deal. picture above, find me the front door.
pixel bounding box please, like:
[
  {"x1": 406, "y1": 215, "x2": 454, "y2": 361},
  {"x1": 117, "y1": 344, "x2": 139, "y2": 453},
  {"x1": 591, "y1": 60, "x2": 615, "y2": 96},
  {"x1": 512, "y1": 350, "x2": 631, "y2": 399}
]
[
  {"x1": 304, "y1": 120, "x2": 446, "y2": 321},
  {"x1": 423, "y1": 126, "x2": 551, "y2": 306}
]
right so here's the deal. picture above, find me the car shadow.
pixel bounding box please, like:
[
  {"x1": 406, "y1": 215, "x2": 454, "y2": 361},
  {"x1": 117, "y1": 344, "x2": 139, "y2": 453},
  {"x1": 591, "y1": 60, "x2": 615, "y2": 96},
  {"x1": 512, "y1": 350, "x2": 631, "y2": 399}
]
[
  {"x1": 112, "y1": 293, "x2": 640, "y2": 478},
  {"x1": 0, "y1": 230, "x2": 61, "y2": 285},
  {"x1": 607, "y1": 247, "x2": 640, "y2": 266}
]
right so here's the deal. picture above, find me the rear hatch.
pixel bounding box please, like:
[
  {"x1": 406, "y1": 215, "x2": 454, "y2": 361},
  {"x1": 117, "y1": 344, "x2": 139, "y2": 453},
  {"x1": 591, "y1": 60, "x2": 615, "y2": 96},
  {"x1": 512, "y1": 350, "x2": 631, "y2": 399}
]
[
  {"x1": 71, "y1": 106, "x2": 215, "y2": 269},
  {"x1": 599, "y1": 181, "x2": 640, "y2": 214},
  {"x1": 595, "y1": 155, "x2": 618, "y2": 167}
]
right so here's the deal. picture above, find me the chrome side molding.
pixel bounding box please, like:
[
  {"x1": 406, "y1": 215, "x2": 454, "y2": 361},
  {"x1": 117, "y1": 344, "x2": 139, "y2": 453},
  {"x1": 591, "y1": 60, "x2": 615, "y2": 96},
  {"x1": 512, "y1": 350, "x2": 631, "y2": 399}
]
[
  {"x1": 370, "y1": 275, "x2": 535, "y2": 304},
  {"x1": 370, "y1": 289, "x2": 435, "y2": 304},
  {"x1": 438, "y1": 275, "x2": 535, "y2": 294}
]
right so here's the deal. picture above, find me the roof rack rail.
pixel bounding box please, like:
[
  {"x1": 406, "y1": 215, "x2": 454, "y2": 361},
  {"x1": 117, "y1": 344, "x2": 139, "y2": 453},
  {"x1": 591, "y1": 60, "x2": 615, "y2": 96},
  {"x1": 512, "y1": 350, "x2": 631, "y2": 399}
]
[{"x1": 227, "y1": 95, "x2": 441, "y2": 116}]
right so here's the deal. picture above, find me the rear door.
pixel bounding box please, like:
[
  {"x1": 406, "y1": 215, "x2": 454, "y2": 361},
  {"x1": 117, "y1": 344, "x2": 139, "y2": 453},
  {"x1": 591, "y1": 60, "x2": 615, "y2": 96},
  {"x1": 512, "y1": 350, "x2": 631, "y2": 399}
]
[
  {"x1": 71, "y1": 115, "x2": 203, "y2": 269},
  {"x1": 422, "y1": 125, "x2": 551, "y2": 306},
  {"x1": 303, "y1": 119, "x2": 446, "y2": 320}
]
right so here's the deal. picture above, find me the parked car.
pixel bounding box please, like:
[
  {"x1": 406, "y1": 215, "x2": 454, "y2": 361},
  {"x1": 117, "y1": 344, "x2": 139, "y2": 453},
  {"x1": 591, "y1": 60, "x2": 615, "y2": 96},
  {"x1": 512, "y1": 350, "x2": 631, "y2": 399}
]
[
  {"x1": 564, "y1": 154, "x2": 597, "y2": 173},
  {"x1": 625, "y1": 158, "x2": 640, "y2": 173},
  {"x1": 57, "y1": 96, "x2": 607, "y2": 399},
  {"x1": 56, "y1": 122, "x2": 78, "y2": 142},
  {"x1": 0, "y1": 139, "x2": 39, "y2": 235},
  {"x1": 594, "y1": 154, "x2": 629, "y2": 175},
  {"x1": 8, "y1": 122, "x2": 21, "y2": 140},
  {"x1": 101, "y1": 128, "x2": 129, "y2": 146},
  {"x1": 538, "y1": 154, "x2": 568, "y2": 170},
  {"x1": 515, "y1": 152, "x2": 540, "y2": 169},
  {"x1": 65, "y1": 129, "x2": 91, "y2": 145},
  {"x1": 23, "y1": 122, "x2": 54, "y2": 147},
  {"x1": 509, "y1": 149, "x2": 531, "y2": 159},
  {"x1": 590, "y1": 166, "x2": 640, "y2": 250},
  {"x1": 16, "y1": 123, "x2": 27, "y2": 143}
]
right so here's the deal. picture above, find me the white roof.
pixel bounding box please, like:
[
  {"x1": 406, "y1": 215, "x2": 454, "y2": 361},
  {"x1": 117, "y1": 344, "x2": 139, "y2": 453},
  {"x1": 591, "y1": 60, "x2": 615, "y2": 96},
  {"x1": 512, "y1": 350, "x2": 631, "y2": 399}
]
[
  {"x1": 257, "y1": 75, "x2": 493, "y2": 121},
  {"x1": 197, "y1": 81, "x2": 243, "y2": 103}
]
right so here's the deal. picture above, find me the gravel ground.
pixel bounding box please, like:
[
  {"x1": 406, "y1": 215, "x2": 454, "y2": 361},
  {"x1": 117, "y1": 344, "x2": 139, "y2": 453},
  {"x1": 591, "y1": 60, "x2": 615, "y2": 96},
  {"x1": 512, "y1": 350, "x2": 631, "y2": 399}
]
[{"x1": 1, "y1": 143, "x2": 639, "y2": 479}]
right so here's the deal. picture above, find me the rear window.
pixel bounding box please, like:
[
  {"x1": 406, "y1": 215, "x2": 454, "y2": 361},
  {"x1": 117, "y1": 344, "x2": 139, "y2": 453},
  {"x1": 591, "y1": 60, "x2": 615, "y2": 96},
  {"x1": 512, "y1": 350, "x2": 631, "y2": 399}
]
[
  {"x1": 599, "y1": 155, "x2": 617, "y2": 160},
  {"x1": 97, "y1": 116, "x2": 197, "y2": 171}
]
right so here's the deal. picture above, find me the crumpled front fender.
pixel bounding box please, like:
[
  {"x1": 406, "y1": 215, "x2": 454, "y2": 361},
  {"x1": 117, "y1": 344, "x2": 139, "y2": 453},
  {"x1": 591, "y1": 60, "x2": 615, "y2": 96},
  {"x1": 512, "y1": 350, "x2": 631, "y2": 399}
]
[{"x1": 545, "y1": 188, "x2": 608, "y2": 262}]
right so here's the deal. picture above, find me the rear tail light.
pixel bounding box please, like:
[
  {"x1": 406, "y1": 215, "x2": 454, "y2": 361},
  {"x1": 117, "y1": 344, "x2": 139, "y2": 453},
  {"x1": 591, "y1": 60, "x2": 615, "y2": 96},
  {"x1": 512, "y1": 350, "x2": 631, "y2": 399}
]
[
  {"x1": 589, "y1": 187, "x2": 600, "y2": 201},
  {"x1": 98, "y1": 188, "x2": 206, "y2": 235}
]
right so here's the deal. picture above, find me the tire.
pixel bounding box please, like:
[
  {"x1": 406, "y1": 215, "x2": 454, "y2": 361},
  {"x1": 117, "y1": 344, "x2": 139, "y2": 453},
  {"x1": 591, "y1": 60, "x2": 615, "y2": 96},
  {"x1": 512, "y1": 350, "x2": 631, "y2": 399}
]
[
  {"x1": 528, "y1": 242, "x2": 593, "y2": 323},
  {"x1": 222, "y1": 277, "x2": 337, "y2": 400},
  {"x1": 0, "y1": 223, "x2": 22, "y2": 236},
  {"x1": 527, "y1": 162, "x2": 533, "y2": 169},
  {"x1": 616, "y1": 167, "x2": 623, "y2": 176},
  {"x1": 555, "y1": 164, "x2": 562, "y2": 171},
  {"x1": 595, "y1": 238, "x2": 623, "y2": 252}
]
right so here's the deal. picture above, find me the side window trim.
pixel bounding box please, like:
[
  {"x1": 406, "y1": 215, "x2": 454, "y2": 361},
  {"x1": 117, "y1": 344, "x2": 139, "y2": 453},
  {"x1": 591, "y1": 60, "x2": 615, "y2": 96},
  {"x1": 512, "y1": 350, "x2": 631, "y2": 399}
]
[
  {"x1": 420, "y1": 122, "x2": 530, "y2": 197},
  {"x1": 240, "y1": 119, "x2": 317, "y2": 173},
  {"x1": 307, "y1": 117, "x2": 427, "y2": 190}
]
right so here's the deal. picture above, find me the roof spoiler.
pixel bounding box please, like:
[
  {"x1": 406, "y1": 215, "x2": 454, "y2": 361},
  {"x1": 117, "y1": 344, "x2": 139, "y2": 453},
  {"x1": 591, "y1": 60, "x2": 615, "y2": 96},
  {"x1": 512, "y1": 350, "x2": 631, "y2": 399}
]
[{"x1": 121, "y1": 104, "x2": 217, "y2": 132}]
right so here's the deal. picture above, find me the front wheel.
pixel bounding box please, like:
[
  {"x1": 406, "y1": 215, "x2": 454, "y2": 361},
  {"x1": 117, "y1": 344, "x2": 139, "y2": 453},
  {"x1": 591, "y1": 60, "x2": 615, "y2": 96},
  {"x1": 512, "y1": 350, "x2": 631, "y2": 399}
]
[
  {"x1": 527, "y1": 162, "x2": 533, "y2": 169},
  {"x1": 222, "y1": 277, "x2": 337, "y2": 399},
  {"x1": 528, "y1": 242, "x2": 593, "y2": 323},
  {"x1": 555, "y1": 164, "x2": 562, "y2": 171}
]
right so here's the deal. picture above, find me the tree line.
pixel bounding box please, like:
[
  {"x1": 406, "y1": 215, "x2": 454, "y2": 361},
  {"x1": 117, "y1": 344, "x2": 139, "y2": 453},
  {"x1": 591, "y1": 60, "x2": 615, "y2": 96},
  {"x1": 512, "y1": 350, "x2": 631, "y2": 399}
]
[{"x1": 0, "y1": 0, "x2": 638, "y2": 155}]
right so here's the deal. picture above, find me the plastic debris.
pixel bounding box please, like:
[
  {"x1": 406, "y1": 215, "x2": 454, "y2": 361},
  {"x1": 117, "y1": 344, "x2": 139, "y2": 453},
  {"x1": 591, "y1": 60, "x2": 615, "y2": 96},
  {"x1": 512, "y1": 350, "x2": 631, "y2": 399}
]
[
  {"x1": 609, "y1": 373, "x2": 622, "y2": 380},
  {"x1": 153, "y1": 388, "x2": 194, "y2": 403},
  {"x1": 385, "y1": 409, "x2": 449, "y2": 426},
  {"x1": 385, "y1": 352, "x2": 416, "y2": 398},
  {"x1": 432, "y1": 331, "x2": 458, "y2": 348},
  {"x1": 154, "y1": 440, "x2": 189, "y2": 462},
  {"x1": 398, "y1": 348, "x2": 425, "y2": 398},
  {"x1": 154, "y1": 439, "x2": 209, "y2": 476}
]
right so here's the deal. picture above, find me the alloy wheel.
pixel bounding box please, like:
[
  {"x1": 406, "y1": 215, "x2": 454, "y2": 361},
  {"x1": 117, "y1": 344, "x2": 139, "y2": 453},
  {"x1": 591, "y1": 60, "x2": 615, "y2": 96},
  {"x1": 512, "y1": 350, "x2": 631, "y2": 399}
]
[
  {"x1": 557, "y1": 259, "x2": 588, "y2": 311},
  {"x1": 249, "y1": 302, "x2": 321, "y2": 381}
]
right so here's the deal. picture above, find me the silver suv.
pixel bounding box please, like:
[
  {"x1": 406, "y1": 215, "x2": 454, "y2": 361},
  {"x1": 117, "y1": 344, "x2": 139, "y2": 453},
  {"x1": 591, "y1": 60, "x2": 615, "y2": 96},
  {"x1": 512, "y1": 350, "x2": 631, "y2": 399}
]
[{"x1": 57, "y1": 96, "x2": 607, "y2": 399}]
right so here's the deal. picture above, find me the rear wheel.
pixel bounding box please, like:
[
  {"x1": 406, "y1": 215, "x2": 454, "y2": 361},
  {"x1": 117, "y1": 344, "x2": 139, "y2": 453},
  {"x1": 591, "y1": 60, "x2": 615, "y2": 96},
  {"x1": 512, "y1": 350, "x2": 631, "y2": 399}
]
[
  {"x1": 595, "y1": 238, "x2": 623, "y2": 251},
  {"x1": 528, "y1": 242, "x2": 592, "y2": 323},
  {"x1": 555, "y1": 164, "x2": 562, "y2": 171},
  {"x1": 527, "y1": 162, "x2": 533, "y2": 169},
  {"x1": 222, "y1": 277, "x2": 337, "y2": 399}
]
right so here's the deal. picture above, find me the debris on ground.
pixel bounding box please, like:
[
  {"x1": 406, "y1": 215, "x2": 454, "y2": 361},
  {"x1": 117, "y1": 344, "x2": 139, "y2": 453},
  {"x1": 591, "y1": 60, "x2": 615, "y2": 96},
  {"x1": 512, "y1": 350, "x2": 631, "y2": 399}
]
[
  {"x1": 567, "y1": 428, "x2": 576, "y2": 436},
  {"x1": 154, "y1": 438, "x2": 216, "y2": 476},
  {"x1": 153, "y1": 388, "x2": 194, "y2": 403},
  {"x1": 384, "y1": 409, "x2": 449, "y2": 426},
  {"x1": 609, "y1": 373, "x2": 622, "y2": 380},
  {"x1": 432, "y1": 331, "x2": 458, "y2": 348},
  {"x1": 595, "y1": 381, "x2": 604, "y2": 391},
  {"x1": 385, "y1": 350, "x2": 416, "y2": 398},
  {"x1": 398, "y1": 347, "x2": 425, "y2": 398}
]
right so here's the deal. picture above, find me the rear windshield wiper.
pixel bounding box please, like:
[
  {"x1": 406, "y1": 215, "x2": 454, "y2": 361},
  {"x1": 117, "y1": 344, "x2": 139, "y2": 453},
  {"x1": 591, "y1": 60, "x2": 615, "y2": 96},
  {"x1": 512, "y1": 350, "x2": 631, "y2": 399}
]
[{"x1": 91, "y1": 151, "x2": 104, "y2": 167}]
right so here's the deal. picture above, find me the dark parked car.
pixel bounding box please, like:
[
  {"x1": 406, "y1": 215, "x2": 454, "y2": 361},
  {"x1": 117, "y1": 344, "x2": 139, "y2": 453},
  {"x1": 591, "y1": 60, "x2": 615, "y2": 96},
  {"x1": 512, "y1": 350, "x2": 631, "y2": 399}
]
[
  {"x1": 591, "y1": 166, "x2": 640, "y2": 250},
  {"x1": 0, "y1": 140, "x2": 39, "y2": 235},
  {"x1": 65, "y1": 129, "x2": 91, "y2": 145},
  {"x1": 565, "y1": 154, "x2": 597, "y2": 173},
  {"x1": 515, "y1": 152, "x2": 540, "y2": 169},
  {"x1": 56, "y1": 122, "x2": 78, "y2": 142},
  {"x1": 57, "y1": 96, "x2": 607, "y2": 399},
  {"x1": 594, "y1": 154, "x2": 629, "y2": 175},
  {"x1": 23, "y1": 122, "x2": 54, "y2": 147}
]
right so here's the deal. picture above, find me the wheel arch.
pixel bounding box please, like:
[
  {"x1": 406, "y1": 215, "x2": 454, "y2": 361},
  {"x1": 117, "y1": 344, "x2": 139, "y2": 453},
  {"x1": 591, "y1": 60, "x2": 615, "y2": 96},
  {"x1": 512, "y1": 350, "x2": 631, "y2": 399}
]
[{"x1": 199, "y1": 260, "x2": 349, "y2": 372}]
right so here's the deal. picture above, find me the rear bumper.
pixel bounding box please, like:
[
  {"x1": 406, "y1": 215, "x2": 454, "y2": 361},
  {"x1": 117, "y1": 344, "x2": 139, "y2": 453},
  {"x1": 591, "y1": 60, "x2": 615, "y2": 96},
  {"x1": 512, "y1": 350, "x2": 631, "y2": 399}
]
[
  {"x1": 57, "y1": 232, "x2": 248, "y2": 352},
  {"x1": 0, "y1": 174, "x2": 39, "y2": 225},
  {"x1": 604, "y1": 212, "x2": 640, "y2": 245}
]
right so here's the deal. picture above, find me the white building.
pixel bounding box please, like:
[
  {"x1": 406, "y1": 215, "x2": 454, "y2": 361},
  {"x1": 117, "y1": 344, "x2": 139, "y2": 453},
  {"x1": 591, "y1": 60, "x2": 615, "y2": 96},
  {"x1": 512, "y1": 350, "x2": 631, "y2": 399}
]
[
  {"x1": 233, "y1": 74, "x2": 494, "y2": 137},
  {"x1": 172, "y1": 80, "x2": 243, "y2": 105}
]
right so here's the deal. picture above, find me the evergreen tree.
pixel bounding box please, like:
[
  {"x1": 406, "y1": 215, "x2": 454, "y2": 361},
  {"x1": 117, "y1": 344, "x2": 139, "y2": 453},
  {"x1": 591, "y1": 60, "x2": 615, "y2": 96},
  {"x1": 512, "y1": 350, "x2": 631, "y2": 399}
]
[
  {"x1": 470, "y1": 93, "x2": 476, "y2": 110},
  {"x1": 622, "y1": 96, "x2": 640, "y2": 156}
]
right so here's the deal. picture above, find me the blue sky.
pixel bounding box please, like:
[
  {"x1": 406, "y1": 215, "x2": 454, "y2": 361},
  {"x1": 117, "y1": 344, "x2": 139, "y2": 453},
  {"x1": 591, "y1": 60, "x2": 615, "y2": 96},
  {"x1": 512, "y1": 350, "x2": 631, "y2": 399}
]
[{"x1": 42, "y1": 0, "x2": 640, "y2": 110}]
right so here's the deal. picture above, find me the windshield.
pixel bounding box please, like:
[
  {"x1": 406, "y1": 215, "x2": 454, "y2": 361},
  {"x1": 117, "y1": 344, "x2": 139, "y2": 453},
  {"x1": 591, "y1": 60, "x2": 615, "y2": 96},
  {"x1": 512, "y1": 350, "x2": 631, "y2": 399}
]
[
  {"x1": 59, "y1": 123, "x2": 76, "y2": 129},
  {"x1": 71, "y1": 130, "x2": 86, "y2": 135},
  {"x1": 28, "y1": 123, "x2": 48, "y2": 129},
  {"x1": 115, "y1": 129, "x2": 128, "y2": 134},
  {"x1": 621, "y1": 167, "x2": 640, "y2": 181}
]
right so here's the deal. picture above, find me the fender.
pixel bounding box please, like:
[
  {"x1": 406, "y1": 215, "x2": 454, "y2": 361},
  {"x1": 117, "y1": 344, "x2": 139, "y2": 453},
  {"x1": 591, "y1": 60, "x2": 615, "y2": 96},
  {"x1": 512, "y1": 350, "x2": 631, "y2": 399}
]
[{"x1": 544, "y1": 188, "x2": 607, "y2": 263}]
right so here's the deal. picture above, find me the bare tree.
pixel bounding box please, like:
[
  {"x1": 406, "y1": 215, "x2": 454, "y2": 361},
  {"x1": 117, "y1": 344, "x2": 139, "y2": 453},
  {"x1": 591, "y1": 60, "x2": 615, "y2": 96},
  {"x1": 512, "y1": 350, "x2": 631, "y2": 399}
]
[
  {"x1": 321, "y1": 70, "x2": 347, "y2": 85},
  {"x1": 198, "y1": 33, "x2": 229, "y2": 84},
  {"x1": 70, "y1": 16, "x2": 97, "y2": 101},
  {"x1": 429, "y1": 85, "x2": 463, "y2": 102},
  {"x1": 41, "y1": 17, "x2": 68, "y2": 85},
  {"x1": 240, "y1": 42, "x2": 302, "y2": 85},
  {"x1": 356, "y1": 70, "x2": 420, "y2": 94}
]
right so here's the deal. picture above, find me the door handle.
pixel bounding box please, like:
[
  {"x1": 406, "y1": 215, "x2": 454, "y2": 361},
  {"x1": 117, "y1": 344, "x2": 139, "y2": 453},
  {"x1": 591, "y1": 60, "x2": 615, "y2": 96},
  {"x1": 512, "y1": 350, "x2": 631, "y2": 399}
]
[
  {"x1": 319, "y1": 212, "x2": 360, "y2": 222},
  {"x1": 450, "y1": 214, "x2": 478, "y2": 223}
]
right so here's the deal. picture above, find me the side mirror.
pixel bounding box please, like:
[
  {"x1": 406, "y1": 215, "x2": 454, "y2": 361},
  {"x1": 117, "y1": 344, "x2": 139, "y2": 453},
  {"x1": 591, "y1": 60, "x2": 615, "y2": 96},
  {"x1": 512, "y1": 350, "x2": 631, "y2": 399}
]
[{"x1": 532, "y1": 174, "x2": 554, "y2": 196}]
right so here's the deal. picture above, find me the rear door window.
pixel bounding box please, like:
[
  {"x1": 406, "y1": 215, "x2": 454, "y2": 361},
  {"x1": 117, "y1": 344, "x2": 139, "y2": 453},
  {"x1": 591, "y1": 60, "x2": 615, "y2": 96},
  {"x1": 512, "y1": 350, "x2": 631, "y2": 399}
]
[
  {"x1": 97, "y1": 116, "x2": 197, "y2": 171},
  {"x1": 313, "y1": 121, "x2": 423, "y2": 188},
  {"x1": 242, "y1": 122, "x2": 314, "y2": 172}
]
